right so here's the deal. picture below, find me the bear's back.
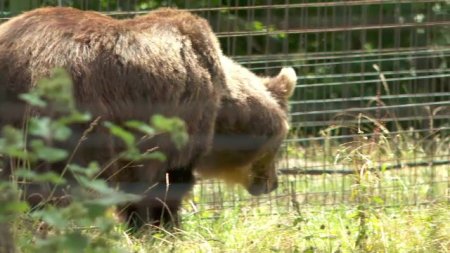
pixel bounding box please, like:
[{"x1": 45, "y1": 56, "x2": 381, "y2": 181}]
[{"x1": 0, "y1": 7, "x2": 222, "y2": 121}]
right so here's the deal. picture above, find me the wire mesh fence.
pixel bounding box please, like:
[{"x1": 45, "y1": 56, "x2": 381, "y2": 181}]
[{"x1": 0, "y1": 0, "x2": 449, "y2": 214}]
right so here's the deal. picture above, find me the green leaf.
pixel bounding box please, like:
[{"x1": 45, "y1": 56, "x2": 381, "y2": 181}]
[
  {"x1": 252, "y1": 21, "x2": 265, "y2": 31},
  {"x1": 37, "y1": 68, "x2": 76, "y2": 112},
  {"x1": 78, "y1": 177, "x2": 113, "y2": 195},
  {"x1": 0, "y1": 201, "x2": 29, "y2": 221},
  {"x1": 2, "y1": 146, "x2": 34, "y2": 161},
  {"x1": 28, "y1": 117, "x2": 51, "y2": 139},
  {"x1": 57, "y1": 112, "x2": 92, "y2": 125},
  {"x1": 121, "y1": 149, "x2": 166, "y2": 162},
  {"x1": 124, "y1": 120, "x2": 155, "y2": 136},
  {"x1": 33, "y1": 208, "x2": 68, "y2": 229},
  {"x1": 151, "y1": 115, "x2": 172, "y2": 131},
  {"x1": 19, "y1": 93, "x2": 47, "y2": 107},
  {"x1": 52, "y1": 124, "x2": 72, "y2": 141},
  {"x1": 31, "y1": 141, "x2": 68, "y2": 163},
  {"x1": 151, "y1": 115, "x2": 188, "y2": 149},
  {"x1": 15, "y1": 169, "x2": 67, "y2": 185},
  {"x1": 277, "y1": 32, "x2": 286, "y2": 39},
  {"x1": 84, "y1": 203, "x2": 108, "y2": 219},
  {"x1": 68, "y1": 162, "x2": 100, "y2": 178},
  {"x1": 94, "y1": 217, "x2": 115, "y2": 233},
  {"x1": 2, "y1": 125, "x2": 24, "y2": 147},
  {"x1": 171, "y1": 131, "x2": 189, "y2": 150},
  {"x1": 119, "y1": 148, "x2": 141, "y2": 161},
  {"x1": 6, "y1": 201, "x2": 30, "y2": 213},
  {"x1": 140, "y1": 151, "x2": 166, "y2": 162},
  {"x1": 104, "y1": 121, "x2": 135, "y2": 149},
  {"x1": 36, "y1": 147, "x2": 67, "y2": 163},
  {"x1": 65, "y1": 232, "x2": 89, "y2": 253}
]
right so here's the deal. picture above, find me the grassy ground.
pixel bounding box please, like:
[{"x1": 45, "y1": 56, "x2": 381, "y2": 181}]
[
  {"x1": 8, "y1": 136, "x2": 450, "y2": 252},
  {"x1": 135, "y1": 165, "x2": 449, "y2": 253},
  {"x1": 10, "y1": 153, "x2": 449, "y2": 252},
  {"x1": 124, "y1": 201, "x2": 450, "y2": 252},
  {"x1": 11, "y1": 167, "x2": 449, "y2": 253},
  {"x1": 119, "y1": 148, "x2": 449, "y2": 253}
]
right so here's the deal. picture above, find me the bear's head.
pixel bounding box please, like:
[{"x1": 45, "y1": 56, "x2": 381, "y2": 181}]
[
  {"x1": 196, "y1": 57, "x2": 296, "y2": 196},
  {"x1": 244, "y1": 67, "x2": 296, "y2": 196}
]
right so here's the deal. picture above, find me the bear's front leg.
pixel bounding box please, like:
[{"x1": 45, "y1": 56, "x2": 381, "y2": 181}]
[{"x1": 122, "y1": 168, "x2": 195, "y2": 230}]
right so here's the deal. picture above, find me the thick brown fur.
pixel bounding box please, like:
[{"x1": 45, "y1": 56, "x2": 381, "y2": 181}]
[{"x1": 0, "y1": 7, "x2": 226, "y2": 228}]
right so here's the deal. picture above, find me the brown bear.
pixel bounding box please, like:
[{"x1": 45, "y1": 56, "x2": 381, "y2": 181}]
[
  {"x1": 0, "y1": 7, "x2": 296, "y2": 228},
  {"x1": 0, "y1": 7, "x2": 226, "y2": 228}
]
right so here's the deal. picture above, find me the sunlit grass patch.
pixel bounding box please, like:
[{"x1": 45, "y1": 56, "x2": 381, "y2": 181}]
[{"x1": 126, "y1": 203, "x2": 449, "y2": 252}]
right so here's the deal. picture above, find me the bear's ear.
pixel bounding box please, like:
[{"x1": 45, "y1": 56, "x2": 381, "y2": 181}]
[{"x1": 265, "y1": 67, "x2": 297, "y2": 104}]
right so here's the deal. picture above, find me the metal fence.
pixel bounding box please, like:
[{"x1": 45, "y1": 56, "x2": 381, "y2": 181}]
[{"x1": 1, "y1": 0, "x2": 449, "y2": 213}]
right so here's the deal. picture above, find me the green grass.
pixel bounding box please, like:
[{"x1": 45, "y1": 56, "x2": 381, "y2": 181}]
[
  {"x1": 10, "y1": 163, "x2": 449, "y2": 252},
  {"x1": 9, "y1": 142, "x2": 449, "y2": 252},
  {"x1": 115, "y1": 201, "x2": 449, "y2": 252}
]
